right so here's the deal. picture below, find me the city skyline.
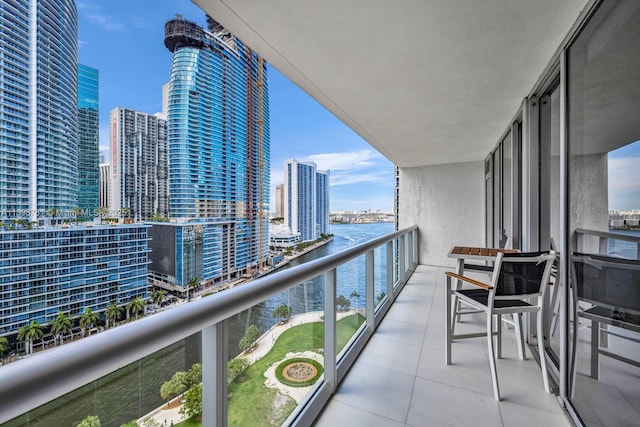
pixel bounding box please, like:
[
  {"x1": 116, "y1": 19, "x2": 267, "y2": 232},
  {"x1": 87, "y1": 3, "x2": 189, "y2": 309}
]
[{"x1": 76, "y1": 0, "x2": 395, "y2": 213}]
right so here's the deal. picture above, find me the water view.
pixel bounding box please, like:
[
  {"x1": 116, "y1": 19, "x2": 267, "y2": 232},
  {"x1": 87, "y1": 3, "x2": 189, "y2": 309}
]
[
  {"x1": 607, "y1": 229, "x2": 640, "y2": 259},
  {"x1": 6, "y1": 222, "x2": 393, "y2": 427}
]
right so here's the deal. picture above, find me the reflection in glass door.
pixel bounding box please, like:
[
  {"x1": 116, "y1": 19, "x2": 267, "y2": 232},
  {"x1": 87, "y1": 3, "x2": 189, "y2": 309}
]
[{"x1": 566, "y1": 1, "x2": 640, "y2": 424}]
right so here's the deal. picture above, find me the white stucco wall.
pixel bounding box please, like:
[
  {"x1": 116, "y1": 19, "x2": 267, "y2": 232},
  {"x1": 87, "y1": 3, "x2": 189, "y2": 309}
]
[
  {"x1": 398, "y1": 161, "x2": 485, "y2": 267},
  {"x1": 570, "y1": 153, "x2": 609, "y2": 253}
]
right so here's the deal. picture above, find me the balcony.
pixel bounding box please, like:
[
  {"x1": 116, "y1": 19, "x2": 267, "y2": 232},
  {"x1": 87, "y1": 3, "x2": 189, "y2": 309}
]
[
  {"x1": 317, "y1": 265, "x2": 568, "y2": 426},
  {"x1": 0, "y1": 227, "x2": 575, "y2": 426}
]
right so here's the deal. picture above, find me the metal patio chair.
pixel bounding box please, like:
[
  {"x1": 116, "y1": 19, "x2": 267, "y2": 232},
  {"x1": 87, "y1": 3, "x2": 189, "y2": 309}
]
[{"x1": 446, "y1": 250, "x2": 556, "y2": 401}]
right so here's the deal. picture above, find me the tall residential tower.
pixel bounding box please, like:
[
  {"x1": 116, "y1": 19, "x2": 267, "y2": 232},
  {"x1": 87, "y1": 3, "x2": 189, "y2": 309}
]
[
  {"x1": 285, "y1": 159, "x2": 330, "y2": 241},
  {"x1": 77, "y1": 64, "x2": 99, "y2": 219},
  {"x1": 0, "y1": 0, "x2": 78, "y2": 222},
  {"x1": 0, "y1": 0, "x2": 150, "y2": 337},
  {"x1": 149, "y1": 15, "x2": 269, "y2": 292},
  {"x1": 109, "y1": 107, "x2": 169, "y2": 221}
]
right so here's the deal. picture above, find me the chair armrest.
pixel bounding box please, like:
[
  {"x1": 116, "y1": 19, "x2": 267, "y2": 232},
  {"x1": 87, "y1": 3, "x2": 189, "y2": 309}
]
[{"x1": 445, "y1": 272, "x2": 493, "y2": 289}]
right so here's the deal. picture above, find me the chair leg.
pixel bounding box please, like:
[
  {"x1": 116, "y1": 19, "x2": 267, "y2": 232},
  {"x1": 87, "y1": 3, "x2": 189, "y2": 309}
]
[
  {"x1": 496, "y1": 314, "x2": 502, "y2": 359},
  {"x1": 537, "y1": 309, "x2": 551, "y2": 393},
  {"x1": 487, "y1": 313, "x2": 501, "y2": 401},
  {"x1": 514, "y1": 313, "x2": 526, "y2": 360},
  {"x1": 451, "y1": 295, "x2": 459, "y2": 336},
  {"x1": 445, "y1": 275, "x2": 452, "y2": 365}
]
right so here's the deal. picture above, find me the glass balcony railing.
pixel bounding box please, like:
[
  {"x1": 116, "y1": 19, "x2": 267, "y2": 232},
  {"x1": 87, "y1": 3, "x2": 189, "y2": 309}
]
[{"x1": 0, "y1": 225, "x2": 418, "y2": 427}]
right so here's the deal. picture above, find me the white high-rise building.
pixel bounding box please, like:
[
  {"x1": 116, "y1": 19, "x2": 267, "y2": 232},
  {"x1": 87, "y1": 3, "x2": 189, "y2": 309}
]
[
  {"x1": 284, "y1": 159, "x2": 330, "y2": 241},
  {"x1": 110, "y1": 107, "x2": 169, "y2": 220}
]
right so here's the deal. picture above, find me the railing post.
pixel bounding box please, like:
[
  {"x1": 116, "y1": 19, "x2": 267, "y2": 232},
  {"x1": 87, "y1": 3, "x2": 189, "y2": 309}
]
[
  {"x1": 366, "y1": 250, "x2": 375, "y2": 333},
  {"x1": 202, "y1": 321, "x2": 227, "y2": 427},
  {"x1": 576, "y1": 232, "x2": 583, "y2": 253},
  {"x1": 599, "y1": 236, "x2": 607, "y2": 255},
  {"x1": 324, "y1": 268, "x2": 337, "y2": 392},
  {"x1": 399, "y1": 235, "x2": 406, "y2": 283},
  {"x1": 413, "y1": 228, "x2": 418, "y2": 266},
  {"x1": 386, "y1": 241, "x2": 394, "y2": 299},
  {"x1": 407, "y1": 231, "x2": 413, "y2": 267}
]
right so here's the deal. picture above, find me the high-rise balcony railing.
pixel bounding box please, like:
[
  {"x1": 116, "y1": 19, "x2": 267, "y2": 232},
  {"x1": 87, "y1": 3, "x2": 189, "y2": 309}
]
[{"x1": 0, "y1": 225, "x2": 417, "y2": 426}]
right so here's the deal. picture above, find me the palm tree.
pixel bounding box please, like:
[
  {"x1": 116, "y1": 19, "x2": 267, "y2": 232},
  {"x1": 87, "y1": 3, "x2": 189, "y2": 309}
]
[
  {"x1": 46, "y1": 207, "x2": 59, "y2": 225},
  {"x1": 187, "y1": 277, "x2": 199, "y2": 301},
  {"x1": 50, "y1": 311, "x2": 72, "y2": 345},
  {"x1": 151, "y1": 289, "x2": 167, "y2": 306},
  {"x1": 18, "y1": 321, "x2": 44, "y2": 355},
  {"x1": 126, "y1": 297, "x2": 145, "y2": 320},
  {"x1": 104, "y1": 302, "x2": 123, "y2": 329},
  {"x1": 79, "y1": 308, "x2": 99, "y2": 336},
  {"x1": 350, "y1": 290, "x2": 361, "y2": 310},
  {"x1": 0, "y1": 336, "x2": 9, "y2": 364},
  {"x1": 73, "y1": 206, "x2": 83, "y2": 224}
]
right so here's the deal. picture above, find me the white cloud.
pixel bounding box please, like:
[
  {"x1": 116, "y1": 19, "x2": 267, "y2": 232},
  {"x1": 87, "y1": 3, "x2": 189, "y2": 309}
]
[
  {"x1": 272, "y1": 149, "x2": 389, "y2": 188},
  {"x1": 609, "y1": 156, "x2": 640, "y2": 192},
  {"x1": 78, "y1": 2, "x2": 124, "y2": 32},
  {"x1": 329, "y1": 171, "x2": 390, "y2": 186},
  {"x1": 298, "y1": 150, "x2": 381, "y2": 172}
]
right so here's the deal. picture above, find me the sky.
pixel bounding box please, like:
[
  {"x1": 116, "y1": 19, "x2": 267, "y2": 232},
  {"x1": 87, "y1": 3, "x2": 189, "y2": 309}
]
[
  {"x1": 608, "y1": 142, "x2": 640, "y2": 211},
  {"x1": 76, "y1": 0, "x2": 395, "y2": 213}
]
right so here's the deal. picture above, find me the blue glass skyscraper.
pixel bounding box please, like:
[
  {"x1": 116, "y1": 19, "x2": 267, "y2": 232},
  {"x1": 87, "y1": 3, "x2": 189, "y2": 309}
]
[
  {"x1": 0, "y1": 0, "x2": 78, "y2": 222},
  {"x1": 0, "y1": 1, "x2": 150, "y2": 338},
  {"x1": 159, "y1": 16, "x2": 270, "y2": 283},
  {"x1": 77, "y1": 64, "x2": 99, "y2": 219}
]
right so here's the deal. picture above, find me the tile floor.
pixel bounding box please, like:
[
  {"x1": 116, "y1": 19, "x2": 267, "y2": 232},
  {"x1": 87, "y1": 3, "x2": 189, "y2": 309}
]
[
  {"x1": 570, "y1": 320, "x2": 640, "y2": 426},
  {"x1": 314, "y1": 265, "x2": 572, "y2": 426}
]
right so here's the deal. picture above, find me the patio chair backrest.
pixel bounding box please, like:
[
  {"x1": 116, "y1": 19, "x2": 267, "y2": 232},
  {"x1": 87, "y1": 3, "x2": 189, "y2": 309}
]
[
  {"x1": 495, "y1": 251, "x2": 553, "y2": 297},
  {"x1": 572, "y1": 252, "x2": 640, "y2": 315},
  {"x1": 499, "y1": 233, "x2": 511, "y2": 250}
]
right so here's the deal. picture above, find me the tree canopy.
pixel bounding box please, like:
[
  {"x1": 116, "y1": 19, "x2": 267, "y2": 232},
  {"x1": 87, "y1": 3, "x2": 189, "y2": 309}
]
[
  {"x1": 239, "y1": 325, "x2": 261, "y2": 352},
  {"x1": 126, "y1": 297, "x2": 145, "y2": 320},
  {"x1": 50, "y1": 311, "x2": 72, "y2": 344},
  {"x1": 18, "y1": 320, "x2": 44, "y2": 355},
  {"x1": 160, "y1": 371, "x2": 188, "y2": 404},
  {"x1": 227, "y1": 357, "x2": 250, "y2": 383},
  {"x1": 180, "y1": 383, "x2": 202, "y2": 420},
  {"x1": 272, "y1": 304, "x2": 293, "y2": 323},
  {"x1": 105, "y1": 302, "x2": 123, "y2": 329},
  {"x1": 336, "y1": 295, "x2": 351, "y2": 311},
  {"x1": 75, "y1": 415, "x2": 101, "y2": 427},
  {"x1": 79, "y1": 308, "x2": 99, "y2": 335}
]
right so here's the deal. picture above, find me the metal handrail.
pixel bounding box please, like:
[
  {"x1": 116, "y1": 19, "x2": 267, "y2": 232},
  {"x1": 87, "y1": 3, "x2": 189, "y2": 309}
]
[
  {"x1": 576, "y1": 227, "x2": 640, "y2": 260},
  {"x1": 0, "y1": 225, "x2": 417, "y2": 424},
  {"x1": 576, "y1": 227, "x2": 640, "y2": 243}
]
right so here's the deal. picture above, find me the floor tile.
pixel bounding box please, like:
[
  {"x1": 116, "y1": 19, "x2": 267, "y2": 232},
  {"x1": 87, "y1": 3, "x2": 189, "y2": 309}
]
[
  {"x1": 332, "y1": 361, "x2": 415, "y2": 422},
  {"x1": 498, "y1": 400, "x2": 570, "y2": 426},
  {"x1": 373, "y1": 318, "x2": 426, "y2": 346},
  {"x1": 416, "y1": 345, "x2": 494, "y2": 396},
  {"x1": 314, "y1": 400, "x2": 405, "y2": 427},
  {"x1": 385, "y1": 295, "x2": 431, "y2": 325},
  {"x1": 407, "y1": 377, "x2": 502, "y2": 427},
  {"x1": 357, "y1": 334, "x2": 422, "y2": 376}
]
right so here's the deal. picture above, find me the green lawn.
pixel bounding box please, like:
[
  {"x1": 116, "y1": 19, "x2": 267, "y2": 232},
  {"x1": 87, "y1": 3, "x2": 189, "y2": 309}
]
[
  {"x1": 175, "y1": 313, "x2": 364, "y2": 427},
  {"x1": 228, "y1": 313, "x2": 365, "y2": 426}
]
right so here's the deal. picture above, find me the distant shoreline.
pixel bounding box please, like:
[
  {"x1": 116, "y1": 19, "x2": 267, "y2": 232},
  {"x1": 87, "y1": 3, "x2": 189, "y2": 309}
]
[{"x1": 260, "y1": 237, "x2": 333, "y2": 276}]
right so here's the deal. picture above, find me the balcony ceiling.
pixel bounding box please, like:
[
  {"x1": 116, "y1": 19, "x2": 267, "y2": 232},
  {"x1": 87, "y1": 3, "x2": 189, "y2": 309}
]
[{"x1": 193, "y1": 0, "x2": 588, "y2": 167}]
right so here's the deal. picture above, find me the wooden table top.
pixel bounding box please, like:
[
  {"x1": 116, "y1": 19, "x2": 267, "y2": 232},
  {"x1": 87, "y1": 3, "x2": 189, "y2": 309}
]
[{"x1": 449, "y1": 246, "x2": 519, "y2": 258}]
